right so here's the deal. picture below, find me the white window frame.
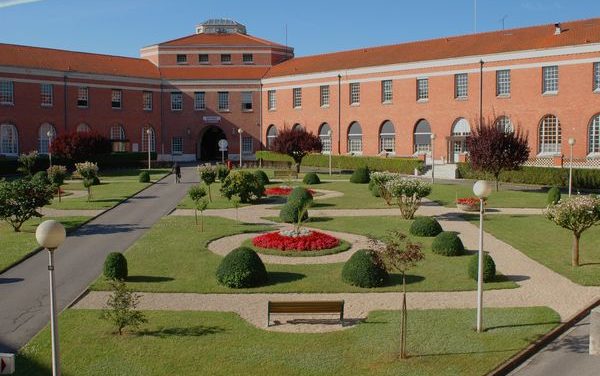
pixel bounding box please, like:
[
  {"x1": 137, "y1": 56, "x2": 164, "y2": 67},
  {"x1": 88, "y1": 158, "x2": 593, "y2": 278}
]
[
  {"x1": 40, "y1": 83, "x2": 53, "y2": 107},
  {"x1": 143, "y1": 91, "x2": 152, "y2": 111},
  {"x1": 349, "y1": 82, "x2": 360, "y2": 105},
  {"x1": 170, "y1": 92, "x2": 183, "y2": 111},
  {"x1": 542, "y1": 66, "x2": 559, "y2": 94},
  {"x1": 194, "y1": 91, "x2": 206, "y2": 111},
  {"x1": 242, "y1": 53, "x2": 253, "y2": 64},
  {"x1": 141, "y1": 127, "x2": 156, "y2": 153},
  {"x1": 77, "y1": 86, "x2": 88, "y2": 107},
  {"x1": 218, "y1": 91, "x2": 229, "y2": 111},
  {"x1": 172, "y1": 137, "x2": 183, "y2": 155},
  {"x1": 496, "y1": 69, "x2": 511, "y2": 96},
  {"x1": 266, "y1": 125, "x2": 277, "y2": 148},
  {"x1": 38, "y1": 123, "x2": 56, "y2": 155},
  {"x1": 293, "y1": 88, "x2": 302, "y2": 108},
  {"x1": 242, "y1": 136, "x2": 253, "y2": 154},
  {"x1": 0, "y1": 123, "x2": 18, "y2": 155},
  {"x1": 538, "y1": 115, "x2": 561, "y2": 155},
  {"x1": 220, "y1": 54, "x2": 231, "y2": 64},
  {"x1": 241, "y1": 91, "x2": 253, "y2": 112},
  {"x1": 111, "y1": 89, "x2": 122, "y2": 109},
  {"x1": 417, "y1": 78, "x2": 429, "y2": 101},
  {"x1": 494, "y1": 116, "x2": 513, "y2": 133},
  {"x1": 594, "y1": 62, "x2": 600, "y2": 92},
  {"x1": 454, "y1": 73, "x2": 468, "y2": 99},
  {"x1": 589, "y1": 114, "x2": 600, "y2": 155},
  {"x1": 348, "y1": 123, "x2": 363, "y2": 154},
  {"x1": 267, "y1": 90, "x2": 276, "y2": 110},
  {"x1": 320, "y1": 85, "x2": 330, "y2": 107},
  {"x1": 1, "y1": 80, "x2": 14, "y2": 105},
  {"x1": 199, "y1": 54, "x2": 209, "y2": 64},
  {"x1": 381, "y1": 80, "x2": 393, "y2": 103}
]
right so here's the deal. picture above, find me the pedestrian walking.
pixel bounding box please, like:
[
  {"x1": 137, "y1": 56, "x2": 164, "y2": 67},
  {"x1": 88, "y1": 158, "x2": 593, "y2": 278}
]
[{"x1": 173, "y1": 162, "x2": 181, "y2": 183}]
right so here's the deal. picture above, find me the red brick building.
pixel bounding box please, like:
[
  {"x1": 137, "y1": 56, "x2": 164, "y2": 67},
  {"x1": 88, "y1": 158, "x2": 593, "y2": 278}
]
[{"x1": 2, "y1": 18, "x2": 600, "y2": 168}]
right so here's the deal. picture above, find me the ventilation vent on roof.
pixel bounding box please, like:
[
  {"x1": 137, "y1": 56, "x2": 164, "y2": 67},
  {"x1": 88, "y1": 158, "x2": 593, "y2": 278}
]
[{"x1": 554, "y1": 22, "x2": 562, "y2": 35}]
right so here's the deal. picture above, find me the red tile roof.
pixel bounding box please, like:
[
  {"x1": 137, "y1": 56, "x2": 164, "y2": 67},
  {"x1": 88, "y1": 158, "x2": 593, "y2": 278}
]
[
  {"x1": 156, "y1": 32, "x2": 288, "y2": 48},
  {"x1": 265, "y1": 18, "x2": 600, "y2": 78},
  {"x1": 159, "y1": 66, "x2": 269, "y2": 80}
]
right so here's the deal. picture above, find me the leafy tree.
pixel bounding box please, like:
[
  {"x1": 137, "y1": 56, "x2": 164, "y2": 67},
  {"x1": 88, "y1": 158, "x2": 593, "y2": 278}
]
[
  {"x1": 545, "y1": 195, "x2": 600, "y2": 266},
  {"x1": 386, "y1": 178, "x2": 432, "y2": 219},
  {"x1": 370, "y1": 171, "x2": 400, "y2": 206},
  {"x1": 466, "y1": 119, "x2": 530, "y2": 191},
  {"x1": 47, "y1": 165, "x2": 68, "y2": 202},
  {"x1": 198, "y1": 166, "x2": 217, "y2": 202},
  {"x1": 0, "y1": 178, "x2": 54, "y2": 232},
  {"x1": 17, "y1": 151, "x2": 39, "y2": 177},
  {"x1": 269, "y1": 127, "x2": 322, "y2": 173},
  {"x1": 50, "y1": 132, "x2": 112, "y2": 163},
  {"x1": 370, "y1": 231, "x2": 424, "y2": 359},
  {"x1": 99, "y1": 280, "x2": 147, "y2": 335},
  {"x1": 220, "y1": 171, "x2": 264, "y2": 203},
  {"x1": 75, "y1": 162, "x2": 99, "y2": 201},
  {"x1": 188, "y1": 185, "x2": 207, "y2": 226}
]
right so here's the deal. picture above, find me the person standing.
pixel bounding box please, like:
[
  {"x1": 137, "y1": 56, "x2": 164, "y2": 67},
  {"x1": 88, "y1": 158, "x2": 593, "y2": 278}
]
[{"x1": 173, "y1": 162, "x2": 181, "y2": 183}]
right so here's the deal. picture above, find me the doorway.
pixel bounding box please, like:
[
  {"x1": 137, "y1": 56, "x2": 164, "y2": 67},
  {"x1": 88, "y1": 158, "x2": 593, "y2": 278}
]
[{"x1": 198, "y1": 126, "x2": 227, "y2": 161}]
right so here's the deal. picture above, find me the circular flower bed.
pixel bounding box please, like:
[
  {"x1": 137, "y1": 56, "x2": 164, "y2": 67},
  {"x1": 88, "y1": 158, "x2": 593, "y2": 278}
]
[
  {"x1": 264, "y1": 186, "x2": 315, "y2": 197},
  {"x1": 456, "y1": 197, "x2": 484, "y2": 212},
  {"x1": 252, "y1": 230, "x2": 339, "y2": 251}
]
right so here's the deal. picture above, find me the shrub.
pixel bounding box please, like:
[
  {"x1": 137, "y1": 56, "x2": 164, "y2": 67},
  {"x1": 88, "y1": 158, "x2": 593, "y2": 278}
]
[
  {"x1": 103, "y1": 252, "x2": 128, "y2": 280},
  {"x1": 409, "y1": 217, "x2": 443, "y2": 237},
  {"x1": 92, "y1": 176, "x2": 101, "y2": 185},
  {"x1": 350, "y1": 166, "x2": 370, "y2": 184},
  {"x1": 215, "y1": 247, "x2": 268, "y2": 288},
  {"x1": 386, "y1": 178, "x2": 432, "y2": 219},
  {"x1": 288, "y1": 186, "x2": 313, "y2": 206},
  {"x1": 303, "y1": 172, "x2": 321, "y2": 185},
  {"x1": 138, "y1": 171, "x2": 150, "y2": 183},
  {"x1": 279, "y1": 200, "x2": 309, "y2": 223},
  {"x1": 0, "y1": 178, "x2": 54, "y2": 232},
  {"x1": 370, "y1": 182, "x2": 381, "y2": 197},
  {"x1": 341, "y1": 249, "x2": 389, "y2": 288},
  {"x1": 32, "y1": 170, "x2": 50, "y2": 186},
  {"x1": 216, "y1": 165, "x2": 230, "y2": 181},
  {"x1": 17, "y1": 151, "x2": 39, "y2": 176},
  {"x1": 50, "y1": 131, "x2": 112, "y2": 163},
  {"x1": 432, "y1": 232, "x2": 465, "y2": 256},
  {"x1": 468, "y1": 252, "x2": 496, "y2": 282},
  {"x1": 47, "y1": 165, "x2": 68, "y2": 202},
  {"x1": 220, "y1": 170, "x2": 264, "y2": 203},
  {"x1": 99, "y1": 280, "x2": 146, "y2": 335},
  {"x1": 547, "y1": 186, "x2": 561, "y2": 205},
  {"x1": 371, "y1": 171, "x2": 401, "y2": 205},
  {"x1": 253, "y1": 170, "x2": 270, "y2": 186}
]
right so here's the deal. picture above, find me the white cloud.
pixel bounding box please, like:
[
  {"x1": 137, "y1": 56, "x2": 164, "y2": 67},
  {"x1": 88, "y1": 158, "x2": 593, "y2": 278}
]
[{"x1": 0, "y1": 0, "x2": 43, "y2": 9}]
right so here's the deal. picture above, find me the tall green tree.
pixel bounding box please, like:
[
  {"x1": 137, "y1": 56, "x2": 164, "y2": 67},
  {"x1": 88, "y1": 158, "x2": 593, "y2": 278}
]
[{"x1": 0, "y1": 178, "x2": 54, "y2": 232}]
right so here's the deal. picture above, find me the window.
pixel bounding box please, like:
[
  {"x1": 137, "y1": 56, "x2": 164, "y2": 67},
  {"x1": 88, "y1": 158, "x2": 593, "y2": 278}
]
[
  {"x1": 40, "y1": 83, "x2": 53, "y2": 106},
  {"x1": 320, "y1": 85, "x2": 330, "y2": 107},
  {"x1": 77, "y1": 87, "x2": 88, "y2": 107},
  {"x1": 0, "y1": 80, "x2": 14, "y2": 105},
  {"x1": 172, "y1": 137, "x2": 183, "y2": 155},
  {"x1": 38, "y1": 123, "x2": 55, "y2": 154},
  {"x1": 267, "y1": 90, "x2": 276, "y2": 110},
  {"x1": 380, "y1": 120, "x2": 395, "y2": 153},
  {"x1": 218, "y1": 91, "x2": 229, "y2": 111},
  {"x1": 381, "y1": 80, "x2": 393, "y2": 103},
  {"x1": 538, "y1": 114, "x2": 561, "y2": 154},
  {"x1": 292, "y1": 123, "x2": 303, "y2": 131},
  {"x1": 266, "y1": 125, "x2": 277, "y2": 148},
  {"x1": 413, "y1": 119, "x2": 432, "y2": 153},
  {"x1": 110, "y1": 125, "x2": 126, "y2": 152},
  {"x1": 347, "y1": 122, "x2": 362, "y2": 154},
  {"x1": 242, "y1": 136, "x2": 253, "y2": 154},
  {"x1": 194, "y1": 92, "x2": 205, "y2": 110},
  {"x1": 111, "y1": 89, "x2": 122, "y2": 109},
  {"x1": 588, "y1": 114, "x2": 600, "y2": 154},
  {"x1": 0, "y1": 123, "x2": 18, "y2": 155},
  {"x1": 454, "y1": 73, "x2": 468, "y2": 98},
  {"x1": 199, "y1": 54, "x2": 209, "y2": 64},
  {"x1": 417, "y1": 78, "x2": 429, "y2": 100},
  {"x1": 293, "y1": 88, "x2": 302, "y2": 108},
  {"x1": 143, "y1": 91, "x2": 152, "y2": 111},
  {"x1": 452, "y1": 118, "x2": 471, "y2": 136},
  {"x1": 319, "y1": 123, "x2": 332, "y2": 154},
  {"x1": 349, "y1": 82, "x2": 360, "y2": 105},
  {"x1": 594, "y1": 62, "x2": 600, "y2": 92},
  {"x1": 170, "y1": 92, "x2": 183, "y2": 111},
  {"x1": 76, "y1": 123, "x2": 91, "y2": 133},
  {"x1": 176, "y1": 54, "x2": 187, "y2": 64},
  {"x1": 496, "y1": 70, "x2": 511, "y2": 96},
  {"x1": 242, "y1": 54, "x2": 253, "y2": 64},
  {"x1": 494, "y1": 116, "x2": 513, "y2": 133},
  {"x1": 221, "y1": 54, "x2": 231, "y2": 64},
  {"x1": 141, "y1": 126, "x2": 156, "y2": 152},
  {"x1": 542, "y1": 66, "x2": 559, "y2": 94},
  {"x1": 241, "y1": 91, "x2": 253, "y2": 111}
]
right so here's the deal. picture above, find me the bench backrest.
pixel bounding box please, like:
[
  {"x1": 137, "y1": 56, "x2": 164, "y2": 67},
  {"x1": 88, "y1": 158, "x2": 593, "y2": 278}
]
[{"x1": 269, "y1": 301, "x2": 344, "y2": 314}]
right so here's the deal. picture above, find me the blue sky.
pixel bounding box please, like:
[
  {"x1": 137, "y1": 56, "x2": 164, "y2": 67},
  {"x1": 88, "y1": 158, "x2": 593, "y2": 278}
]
[{"x1": 1, "y1": 0, "x2": 599, "y2": 58}]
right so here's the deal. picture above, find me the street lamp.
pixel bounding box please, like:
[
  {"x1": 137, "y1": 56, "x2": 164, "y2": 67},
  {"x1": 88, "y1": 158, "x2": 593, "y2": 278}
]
[
  {"x1": 327, "y1": 130, "x2": 332, "y2": 176},
  {"x1": 430, "y1": 133, "x2": 436, "y2": 184},
  {"x1": 238, "y1": 128, "x2": 243, "y2": 168},
  {"x1": 146, "y1": 128, "x2": 152, "y2": 170},
  {"x1": 473, "y1": 180, "x2": 492, "y2": 333},
  {"x1": 568, "y1": 137, "x2": 575, "y2": 197},
  {"x1": 47, "y1": 130, "x2": 54, "y2": 168},
  {"x1": 35, "y1": 220, "x2": 66, "y2": 376}
]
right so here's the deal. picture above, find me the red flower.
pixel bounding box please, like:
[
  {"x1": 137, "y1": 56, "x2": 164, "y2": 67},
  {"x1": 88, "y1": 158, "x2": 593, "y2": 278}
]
[
  {"x1": 252, "y1": 230, "x2": 339, "y2": 251},
  {"x1": 264, "y1": 186, "x2": 315, "y2": 197},
  {"x1": 456, "y1": 197, "x2": 486, "y2": 206}
]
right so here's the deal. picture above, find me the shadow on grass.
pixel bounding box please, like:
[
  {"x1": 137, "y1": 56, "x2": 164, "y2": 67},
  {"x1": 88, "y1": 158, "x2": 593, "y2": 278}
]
[
  {"x1": 310, "y1": 202, "x2": 336, "y2": 208},
  {"x1": 304, "y1": 217, "x2": 334, "y2": 223},
  {"x1": 387, "y1": 274, "x2": 425, "y2": 287},
  {"x1": 14, "y1": 353, "x2": 54, "y2": 376},
  {"x1": 137, "y1": 325, "x2": 225, "y2": 338},
  {"x1": 265, "y1": 272, "x2": 306, "y2": 286},
  {"x1": 126, "y1": 276, "x2": 175, "y2": 283},
  {"x1": 485, "y1": 321, "x2": 560, "y2": 332}
]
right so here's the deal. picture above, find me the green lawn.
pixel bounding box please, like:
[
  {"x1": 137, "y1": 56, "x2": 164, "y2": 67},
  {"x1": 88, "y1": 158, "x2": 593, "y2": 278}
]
[
  {"x1": 16, "y1": 307, "x2": 559, "y2": 376},
  {"x1": 177, "y1": 181, "x2": 257, "y2": 209},
  {"x1": 465, "y1": 214, "x2": 600, "y2": 286},
  {"x1": 428, "y1": 184, "x2": 549, "y2": 208},
  {"x1": 0, "y1": 216, "x2": 91, "y2": 272},
  {"x1": 91, "y1": 216, "x2": 516, "y2": 293}
]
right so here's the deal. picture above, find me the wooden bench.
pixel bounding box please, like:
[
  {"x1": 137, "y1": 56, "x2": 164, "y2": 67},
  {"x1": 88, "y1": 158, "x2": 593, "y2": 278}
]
[
  {"x1": 273, "y1": 170, "x2": 298, "y2": 179},
  {"x1": 267, "y1": 300, "x2": 344, "y2": 327}
]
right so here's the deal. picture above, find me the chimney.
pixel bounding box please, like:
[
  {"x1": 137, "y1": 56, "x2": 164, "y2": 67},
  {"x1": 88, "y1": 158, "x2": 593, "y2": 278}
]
[{"x1": 554, "y1": 23, "x2": 562, "y2": 35}]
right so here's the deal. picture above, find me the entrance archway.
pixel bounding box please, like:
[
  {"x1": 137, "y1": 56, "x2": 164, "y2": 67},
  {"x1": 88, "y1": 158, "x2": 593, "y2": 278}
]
[{"x1": 198, "y1": 126, "x2": 227, "y2": 161}]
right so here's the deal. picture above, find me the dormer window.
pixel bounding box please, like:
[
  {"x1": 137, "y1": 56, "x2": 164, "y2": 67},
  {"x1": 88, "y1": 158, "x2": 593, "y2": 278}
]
[
  {"x1": 176, "y1": 54, "x2": 187, "y2": 64},
  {"x1": 199, "y1": 54, "x2": 209, "y2": 64},
  {"x1": 243, "y1": 53, "x2": 253, "y2": 64},
  {"x1": 221, "y1": 54, "x2": 231, "y2": 64}
]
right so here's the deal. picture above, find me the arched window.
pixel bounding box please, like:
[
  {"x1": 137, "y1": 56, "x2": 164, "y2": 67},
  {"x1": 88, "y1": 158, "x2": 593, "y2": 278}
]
[
  {"x1": 413, "y1": 119, "x2": 432, "y2": 153},
  {"x1": 379, "y1": 120, "x2": 395, "y2": 154},
  {"x1": 110, "y1": 124, "x2": 126, "y2": 152},
  {"x1": 538, "y1": 115, "x2": 561, "y2": 154},
  {"x1": 452, "y1": 118, "x2": 471, "y2": 136},
  {"x1": 77, "y1": 123, "x2": 91, "y2": 133},
  {"x1": 494, "y1": 116, "x2": 513, "y2": 133},
  {"x1": 38, "y1": 123, "x2": 56, "y2": 154},
  {"x1": 588, "y1": 114, "x2": 600, "y2": 154},
  {"x1": 0, "y1": 123, "x2": 18, "y2": 156},
  {"x1": 319, "y1": 123, "x2": 332, "y2": 154},
  {"x1": 347, "y1": 121, "x2": 362, "y2": 154},
  {"x1": 292, "y1": 123, "x2": 303, "y2": 132},
  {"x1": 141, "y1": 126, "x2": 156, "y2": 152},
  {"x1": 266, "y1": 124, "x2": 277, "y2": 148}
]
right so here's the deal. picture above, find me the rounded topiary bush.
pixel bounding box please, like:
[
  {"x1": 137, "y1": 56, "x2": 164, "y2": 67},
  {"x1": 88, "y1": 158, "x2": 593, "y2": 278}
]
[
  {"x1": 432, "y1": 231, "x2": 465, "y2": 256},
  {"x1": 32, "y1": 171, "x2": 50, "y2": 185},
  {"x1": 288, "y1": 186, "x2": 313, "y2": 206},
  {"x1": 342, "y1": 249, "x2": 389, "y2": 288},
  {"x1": 216, "y1": 247, "x2": 268, "y2": 288},
  {"x1": 253, "y1": 170, "x2": 270, "y2": 186},
  {"x1": 303, "y1": 172, "x2": 321, "y2": 185},
  {"x1": 103, "y1": 252, "x2": 128, "y2": 280},
  {"x1": 279, "y1": 199, "x2": 309, "y2": 223},
  {"x1": 547, "y1": 186, "x2": 561, "y2": 205},
  {"x1": 350, "y1": 166, "x2": 370, "y2": 184},
  {"x1": 138, "y1": 171, "x2": 150, "y2": 183},
  {"x1": 410, "y1": 217, "x2": 443, "y2": 237},
  {"x1": 468, "y1": 252, "x2": 496, "y2": 282}
]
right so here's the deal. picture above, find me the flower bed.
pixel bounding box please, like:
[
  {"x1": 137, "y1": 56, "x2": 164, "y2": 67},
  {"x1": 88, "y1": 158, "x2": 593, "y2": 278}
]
[
  {"x1": 264, "y1": 186, "x2": 315, "y2": 196},
  {"x1": 252, "y1": 230, "x2": 339, "y2": 251},
  {"x1": 456, "y1": 197, "x2": 484, "y2": 212}
]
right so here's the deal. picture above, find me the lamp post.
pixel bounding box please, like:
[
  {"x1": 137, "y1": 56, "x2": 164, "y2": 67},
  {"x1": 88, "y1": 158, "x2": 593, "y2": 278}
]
[
  {"x1": 473, "y1": 180, "x2": 492, "y2": 333},
  {"x1": 35, "y1": 220, "x2": 66, "y2": 376},
  {"x1": 238, "y1": 128, "x2": 243, "y2": 168},
  {"x1": 568, "y1": 137, "x2": 575, "y2": 197},
  {"x1": 146, "y1": 128, "x2": 152, "y2": 170},
  {"x1": 47, "y1": 130, "x2": 54, "y2": 168},
  {"x1": 327, "y1": 130, "x2": 332, "y2": 176},
  {"x1": 430, "y1": 133, "x2": 436, "y2": 184}
]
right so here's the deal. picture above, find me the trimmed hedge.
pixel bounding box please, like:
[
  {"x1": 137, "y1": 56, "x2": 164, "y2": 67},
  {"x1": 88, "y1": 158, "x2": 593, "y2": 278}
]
[
  {"x1": 432, "y1": 232, "x2": 465, "y2": 256},
  {"x1": 280, "y1": 187, "x2": 313, "y2": 223},
  {"x1": 253, "y1": 170, "x2": 270, "y2": 186},
  {"x1": 409, "y1": 217, "x2": 443, "y2": 237},
  {"x1": 303, "y1": 172, "x2": 321, "y2": 185},
  {"x1": 468, "y1": 253, "x2": 496, "y2": 282},
  {"x1": 138, "y1": 171, "x2": 150, "y2": 183},
  {"x1": 215, "y1": 247, "x2": 268, "y2": 288},
  {"x1": 547, "y1": 186, "x2": 561, "y2": 204},
  {"x1": 341, "y1": 249, "x2": 389, "y2": 288},
  {"x1": 350, "y1": 167, "x2": 370, "y2": 184},
  {"x1": 288, "y1": 186, "x2": 313, "y2": 205},
  {"x1": 103, "y1": 252, "x2": 128, "y2": 280},
  {"x1": 256, "y1": 151, "x2": 424, "y2": 174}
]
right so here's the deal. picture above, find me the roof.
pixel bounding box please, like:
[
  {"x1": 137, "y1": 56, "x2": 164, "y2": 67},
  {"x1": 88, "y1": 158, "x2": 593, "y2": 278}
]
[
  {"x1": 265, "y1": 18, "x2": 600, "y2": 78},
  {"x1": 159, "y1": 66, "x2": 269, "y2": 80},
  {"x1": 199, "y1": 18, "x2": 243, "y2": 26},
  {"x1": 156, "y1": 32, "x2": 288, "y2": 48},
  {"x1": 0, "y1": 43, "x2": 159, "y2": 79}
]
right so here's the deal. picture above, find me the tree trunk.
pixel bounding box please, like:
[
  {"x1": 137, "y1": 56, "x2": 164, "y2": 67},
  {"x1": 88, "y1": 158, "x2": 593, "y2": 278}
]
[
  {"x1": 201, "y1": 212, "x2": 204, "y2": 232},
  {"x1": 58, "y1": 186, "x2": 62, "y2": 202},
  {"x1": 572, "y1": 233, "x2": 580, "y2": 267},
  {"x1": 295, "y1": 162, "x2": 301, "y2": 174},
  {"x1": 495, "y1": 174, "x2": 500, "y2": 192},
  {"x1": 208, "y1": 185, "x2": 212, "y2": 202},
  {"x1": 194, "y1": 209, "x2": 198, "y2": 226},
  {"x1": 400, "y1": 271, "x2": 407, "y2": 359}
]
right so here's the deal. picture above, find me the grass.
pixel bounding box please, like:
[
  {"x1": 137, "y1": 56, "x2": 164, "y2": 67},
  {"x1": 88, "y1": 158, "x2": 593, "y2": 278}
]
[
  {"x1": 90, "y1": 216, "x2": 516, "y2": 293},
  {"x1": 15, "y1": 307, "x2": 559, "y2": 376},
  {"x1": 177, "y1": 181, "x2": 256, "y2": 209},
  {"x1": 464, "y1": 213, "x2": 600, "y2": 286},
  {"x1": 241, "y1": 238, "x2": 352, "y2": 257},
  {"x1": 0, "y1": 216, "x2": 91, "y2": 272},
  {"x1": 428, "y1": 184, "x2": 549, "y2": 208}
]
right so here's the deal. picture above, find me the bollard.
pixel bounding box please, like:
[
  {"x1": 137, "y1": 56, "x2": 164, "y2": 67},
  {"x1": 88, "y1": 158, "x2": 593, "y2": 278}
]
[{"x1": 590, "y1": 306, "x2": 600, "y2": 355}]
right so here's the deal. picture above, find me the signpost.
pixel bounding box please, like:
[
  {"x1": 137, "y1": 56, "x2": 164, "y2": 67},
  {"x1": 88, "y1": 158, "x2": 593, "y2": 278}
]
[
  {"x1": 218, "y1": 139, "x2": 228, "y2": 164},
  {"x1": 0, "y1": 353, "x2": 15, "y2": 374}
]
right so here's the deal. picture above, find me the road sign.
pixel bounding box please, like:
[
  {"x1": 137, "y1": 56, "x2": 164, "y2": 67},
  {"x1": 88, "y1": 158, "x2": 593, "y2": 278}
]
[
  {"x1": 218, "y1": 139, "x2": 228, "y2": 149},
  {"x1": 0, "y1": 353, "x2": 14, "y2": 375}
]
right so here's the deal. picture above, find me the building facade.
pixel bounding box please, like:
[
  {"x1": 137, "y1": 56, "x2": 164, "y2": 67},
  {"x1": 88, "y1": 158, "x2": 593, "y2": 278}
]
[{"x1": 2, "y1": 18, "x2": 600, "y2": 167}]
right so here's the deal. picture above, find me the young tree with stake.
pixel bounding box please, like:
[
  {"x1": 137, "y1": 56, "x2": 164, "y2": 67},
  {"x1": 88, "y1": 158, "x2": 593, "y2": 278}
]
[{"x1": 188, "y1": 185, "x2": 207, "y2": 226}]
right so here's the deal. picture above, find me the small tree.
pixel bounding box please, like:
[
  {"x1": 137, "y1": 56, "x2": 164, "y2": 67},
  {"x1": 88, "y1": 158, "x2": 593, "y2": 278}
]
[
  {"x1": 545, "y1": 195, "x2": 600, "y2": 267},
  {"x1": 386, "y1": 178, "x2": 432, "y2": 219},
  {"x1": 17, "y1": 151, "x2": 39, "y2": 177},
  {"x1": 370, "y1": 231, "x2": 424, "y2": 359},
  {"x1": 370, "y1": 171, "x2": 400, "y2": 206},
  {"x1": 0, "y1": 178, "x2": 54, "y2": 232},
  {"x1": 466, "y1": 119, "x2": 530, "y2": 191},
  {"x1": 50, "y1": 131, "x2": 112, "y2": 163},
  {"x1": 270, "y1": 127, "x2": 322, "y2": 173},
  {"x1": 188, "y1": 185, "x2": 207, "y2": 226},
  {"x1": 99, "y1": 280, "x2": 147, "y2": 335},
  {"x1": 196, "y1": 198, "x2": 209, "y2": 232},
  {"x1": 47, "y1": 165, "x2": 68, "y2": 202},
  {"x1": 198, "y1": 166, "x2": 217, "y2": 202},
  {"x1": 231, "y1": 196, "x2": 241, "y2": 223},
  {"x1": 75, "y1": 161, "x2": 99, "y2": 201}
]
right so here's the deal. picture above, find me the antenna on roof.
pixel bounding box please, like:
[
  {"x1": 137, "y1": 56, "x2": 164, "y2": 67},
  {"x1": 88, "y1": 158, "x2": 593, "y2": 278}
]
[{"x1": 500, "y1": 15, "x2": 508, "y2": 30}]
